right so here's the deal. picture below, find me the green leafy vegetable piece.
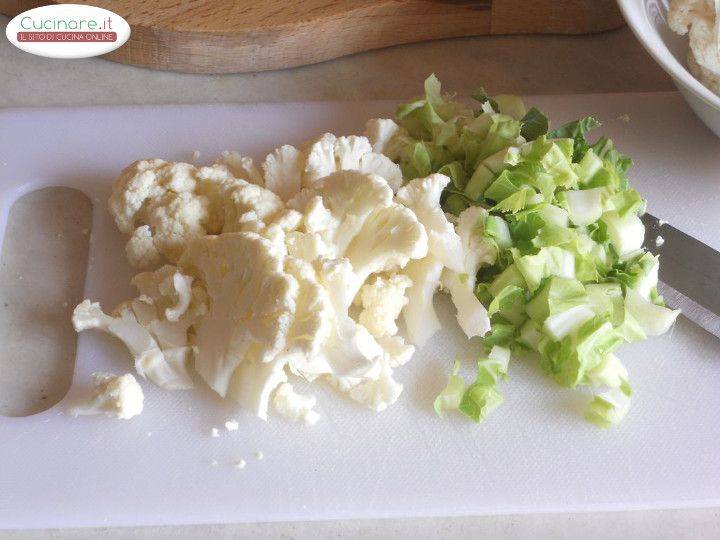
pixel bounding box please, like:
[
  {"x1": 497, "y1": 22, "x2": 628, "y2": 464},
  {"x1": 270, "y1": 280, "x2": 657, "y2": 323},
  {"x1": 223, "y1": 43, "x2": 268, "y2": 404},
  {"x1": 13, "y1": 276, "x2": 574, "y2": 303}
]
[
  {"x1": 482, "y1": 322, "x2": 517, "y2": 348},
  {"x1": 485, "y1": 215, "x2": 513, "y2": 250},
  {"x1": 520, "y1": 107, "x2": 549, "y2": 141},
  {"x1": 585, "y1": 386, "x2": 631, "y2": 428},
  {"x1": 548, "y1": 116, "x2": 601, "y2": 162},
  {"x1": 459, "y1": 385, "x2": 503, "y2": 423},
  {"x1": 488, "y1": 285, "x2": 525, "y2": 315},
  {"x1": 458, "y1": 346, "x2": 510, "y2": 422},
  {"x1": 471, "y1": 87, "x2": 499, "y2": 112},
  {"x1": 433, "y1": 360, "x2": 466, "y2": 417},
  {"x1": 437, "y1": 161, "x2": 467, "y2": 190},
  {"x1": 525, "y1": 277, "x2": 587, "y2": 322},
  {"x1": 495, "y1": 94, "x2": 526, "y2": 120}
]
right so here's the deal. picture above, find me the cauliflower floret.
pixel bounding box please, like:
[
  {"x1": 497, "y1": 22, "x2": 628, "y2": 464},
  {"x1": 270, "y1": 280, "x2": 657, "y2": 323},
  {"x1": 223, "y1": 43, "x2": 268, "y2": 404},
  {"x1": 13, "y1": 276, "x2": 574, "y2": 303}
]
[
  {"x1": 281, "y1": 257, "x2": 333, "y2": 380},
  {"x1": 364, "y1": 118, "x2": 405, "y2": 160},
  {"x1": 344, "y1": 203, "x2": 428, "y2": 293},
  {"x1": 401, "y1": 257, "x2": 445, "y2": 347},
  {"x1": 294, "y1": 172, "x2": 426, "y2": 301},
  {"x1": 179, "y1": 232, "x2": 297, "y2": 417},
  {"x1": 346, "y1": 357, "x2": 403, "y2": 412},
  {"x1": 285, "y1": 231, "x2": 330, "y2": 262},
  {"x1": 272, "y1": 382, "x2": 320, "y2": 425},
  {"x1": 221, "y1": 182, "x2": 285, "y2": 233},
  {"x1": 130, "y1": 265, "x2": 201, "y2": 325},
  {"x1": 262, "y1": 144, "x2": 304, "y2": 201},
  {"x1": 334, "y1": 135, "x2": 372, "y2": 170},
  {"x1": 304, "y1": 133, "x2": 338, "y2": 187},
  {"x1": 71, "y1": 372, "x2": 144, "y2": 420},
  {"x1": 315, "y1": 257, "x2": 384, "y2": 378},
  {"x1": 125, "y1": 225, "x2": 162, "y2": 269},
  {"x1": 72, "y1": 299, "x2": 195, "y2": 390},
  {"x1": 441, "y1": 206, "x2": 497, "y2": 339},
  {"x1": 303, "y1": 133, "x2": 402, "y2": 191},
  {"x1": 668, "y1": 0, "x2": 720, "y2": 94},
  {"x1": 230, "y1": 358, "x2": 289, "y2": 421},
  {"x1": 668, "y1": 0, "x2": 714, "y2": 35},
  {"x1": 396, "y1": 174, "x2": 464, "y2": 271},
  {"x1": 215, "y1": 151, "x2": 264, "y2": 185},
  {"x1": 311, "y1": 170, "x2": 394, "y2": 256},
  {"x1": 396, "y1": 174, "x2": 464, "y2": 346},
  {"x1": 376, "y1": 335, "x2": 415, "y2": 368},
  {"x1": 109, "y1": 159, "x2": 285, "y2": 269},
  {"x1": 143, "y1": 191, "x2": 210, "y2": 263},
  {"x1": 356, "y1": 274, "x2": 412, "y2": 338},
  {"x1": 109, "y1": 159, "x2": 180, "y2": 233},
  {"x1": 358, "y1": 152, "x2": 403, "y2": 192}
]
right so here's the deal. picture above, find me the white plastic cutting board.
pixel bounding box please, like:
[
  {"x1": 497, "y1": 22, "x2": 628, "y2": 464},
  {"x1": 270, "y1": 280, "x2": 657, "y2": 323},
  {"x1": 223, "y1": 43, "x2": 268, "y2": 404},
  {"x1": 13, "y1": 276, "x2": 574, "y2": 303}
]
[{"x1": 1, "y1": 92, "x2": 719, "y2": 529}]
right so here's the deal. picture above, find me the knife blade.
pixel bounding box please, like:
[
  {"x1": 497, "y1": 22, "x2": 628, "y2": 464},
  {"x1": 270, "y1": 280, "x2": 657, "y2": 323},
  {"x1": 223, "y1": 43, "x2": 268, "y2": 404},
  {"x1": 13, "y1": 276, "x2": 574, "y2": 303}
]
[{"x1": 641, "y1": 213, "x2": 720, "y2": 338}]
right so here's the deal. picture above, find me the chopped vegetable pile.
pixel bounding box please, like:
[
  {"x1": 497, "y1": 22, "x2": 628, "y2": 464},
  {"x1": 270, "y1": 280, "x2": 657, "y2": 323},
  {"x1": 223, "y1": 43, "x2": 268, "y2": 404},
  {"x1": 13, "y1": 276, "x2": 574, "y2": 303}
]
[
  {"x1": 71, "y1": 75, "x2": 679, "y2": 428},
  {"x1": 392, "y1": 75, "x2": 679, "y2": 427}
]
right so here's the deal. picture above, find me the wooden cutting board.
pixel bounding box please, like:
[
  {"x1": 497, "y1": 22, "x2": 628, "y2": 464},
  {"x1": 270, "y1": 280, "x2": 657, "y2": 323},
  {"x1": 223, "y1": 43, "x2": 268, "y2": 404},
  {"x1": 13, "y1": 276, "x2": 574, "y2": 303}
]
[{"x1": 0, "y1": 0, "x2": 625, "y2": 73}]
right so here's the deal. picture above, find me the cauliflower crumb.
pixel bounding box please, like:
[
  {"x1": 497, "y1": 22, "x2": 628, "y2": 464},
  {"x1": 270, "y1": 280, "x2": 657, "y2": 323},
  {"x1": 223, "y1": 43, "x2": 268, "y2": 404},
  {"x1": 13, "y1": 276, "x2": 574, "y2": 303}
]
[
  {"x1": 254, "y1": 451, "x2": 264, "y2": 460},
  {"x1": 210, "y1": 427, "x2": 220, "y2": 437},
  {"x1": 224, "y1": 419, "x2": 239, "y2": 431},
  {"x1": 234, "y1": 459, "x2": 246, "y2": 470},
  {"x1": 272, "y1": 383, "x2": 320, "y2": 425},
  {"x1": 71, "y1": 373, "x2": 144, "y2": 420}
]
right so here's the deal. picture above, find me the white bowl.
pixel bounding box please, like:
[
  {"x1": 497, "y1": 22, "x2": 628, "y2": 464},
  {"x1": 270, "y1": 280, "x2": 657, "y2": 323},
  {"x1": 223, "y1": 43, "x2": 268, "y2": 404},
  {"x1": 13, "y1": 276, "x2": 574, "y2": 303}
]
[{"x1": 617, "y1": 0, "x2": 720, "y2": 136}]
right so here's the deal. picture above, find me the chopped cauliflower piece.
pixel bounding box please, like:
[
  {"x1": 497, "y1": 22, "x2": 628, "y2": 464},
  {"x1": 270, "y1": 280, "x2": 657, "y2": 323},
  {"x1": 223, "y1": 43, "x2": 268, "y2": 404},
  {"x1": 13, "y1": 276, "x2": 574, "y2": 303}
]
[
  {"x1": 272, "y1": 382, "x2": 320, "y2": 425},
  {"x1": 303, "y1": 133, "x2": 401, "y2": 190},
  {"x1": 262, "y1": 145, "x2": 304, "y2": 201},
  {"x1": 396, "y1": 174, "x2": 464, "y2": 272},
  {"x1": 334, "y1": 135, "x2": 372, "y2": 171},
  {"x1": 126, "y1": 225, "x2": 162, "y2": 269},
  {"x1": 215, "y1": 151, "x2": 263, "y2": 185},
  {"x1": 286, "y1": 231, "x2": 329, "y2": 262},
  {"x1": 442, "y1": 206, "x2": 497, "y2": 338},
  {"x1": 358, "y1": 152, "x2": 403, "y2": 192},
  {"x1": 396, "y1": 174, "x2": 464, "y2": 346},
  {"x1": 281, "y1": 257, "x2": 334, "y2": 380},
  {"x1": 401, "y1": 257, "x2": 444, "y2": 347},
  {"x1": 312, "y1": 170, "x2": 394, "y2": 256},
  {"x1": 221, "y1": 181, "x2": 284, "y2": 233},
  {"x1": 72, "y1": 299, "x2": 195, "y2": 390},
  {"x1": 345, "y1": 203, "x2": 428, "y2": 298},
  {"x1": 364, "y1": 118, "x2": 405, "y2": 160},
  {"x1": 668, "y1": 0, "x2": 720, "y2": 94},
  {"x1": 109, "y1": 159, "x2": 285, "y2": 269},
  {"x1": 130, "y1": 265, "x2": 208, "y2": 348},
  {"x1": 71, "y1": 372, "x2": 144, "y2": 420},
  {"x1": 179, "y1": 232, "x2": 297, "y2": 416},
  {"x1": 377, "y1": 335, "x2": 415, "y2": 368},
  {"x1": 347, "y1": 358, "x2": 403, "y2": 412},
  {"x1": 315, "y1": 257, "x2": 384, "y2": 378},
  {"x1": 304, "y1": 133, "x2": 338, "y2": 187},
  {"x1": 357, "y1": 274, "x2": 412, "y2": 338}
]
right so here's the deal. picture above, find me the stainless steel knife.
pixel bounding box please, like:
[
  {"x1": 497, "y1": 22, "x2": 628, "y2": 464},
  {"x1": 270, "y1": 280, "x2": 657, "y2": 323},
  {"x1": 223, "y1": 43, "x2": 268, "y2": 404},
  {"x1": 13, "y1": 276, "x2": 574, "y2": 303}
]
[{"x1": 641, "y1": 213, "x2": 720, "y2": 339}]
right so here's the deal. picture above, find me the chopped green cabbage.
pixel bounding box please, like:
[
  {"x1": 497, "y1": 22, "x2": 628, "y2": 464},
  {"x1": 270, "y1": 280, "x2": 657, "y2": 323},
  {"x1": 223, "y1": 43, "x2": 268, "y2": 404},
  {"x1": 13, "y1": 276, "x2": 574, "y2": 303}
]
[{"x1": 398, "y1": 76, "x2": 678, "y2": 427}]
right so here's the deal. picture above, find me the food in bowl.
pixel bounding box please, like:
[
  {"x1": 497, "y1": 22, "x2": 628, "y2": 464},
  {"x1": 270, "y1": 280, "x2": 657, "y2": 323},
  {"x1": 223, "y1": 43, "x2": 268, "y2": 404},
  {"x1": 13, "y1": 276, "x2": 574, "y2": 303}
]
[{"x1": 668, "y1": 0, "x2": 720, "y2": 95}]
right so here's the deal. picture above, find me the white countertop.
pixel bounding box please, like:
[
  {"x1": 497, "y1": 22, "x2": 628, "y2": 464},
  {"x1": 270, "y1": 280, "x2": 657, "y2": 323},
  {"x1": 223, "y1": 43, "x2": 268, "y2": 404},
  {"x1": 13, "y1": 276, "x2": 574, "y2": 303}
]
[{"x1": 1, "y1": 16, "x2": 717, "y2": 538}]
